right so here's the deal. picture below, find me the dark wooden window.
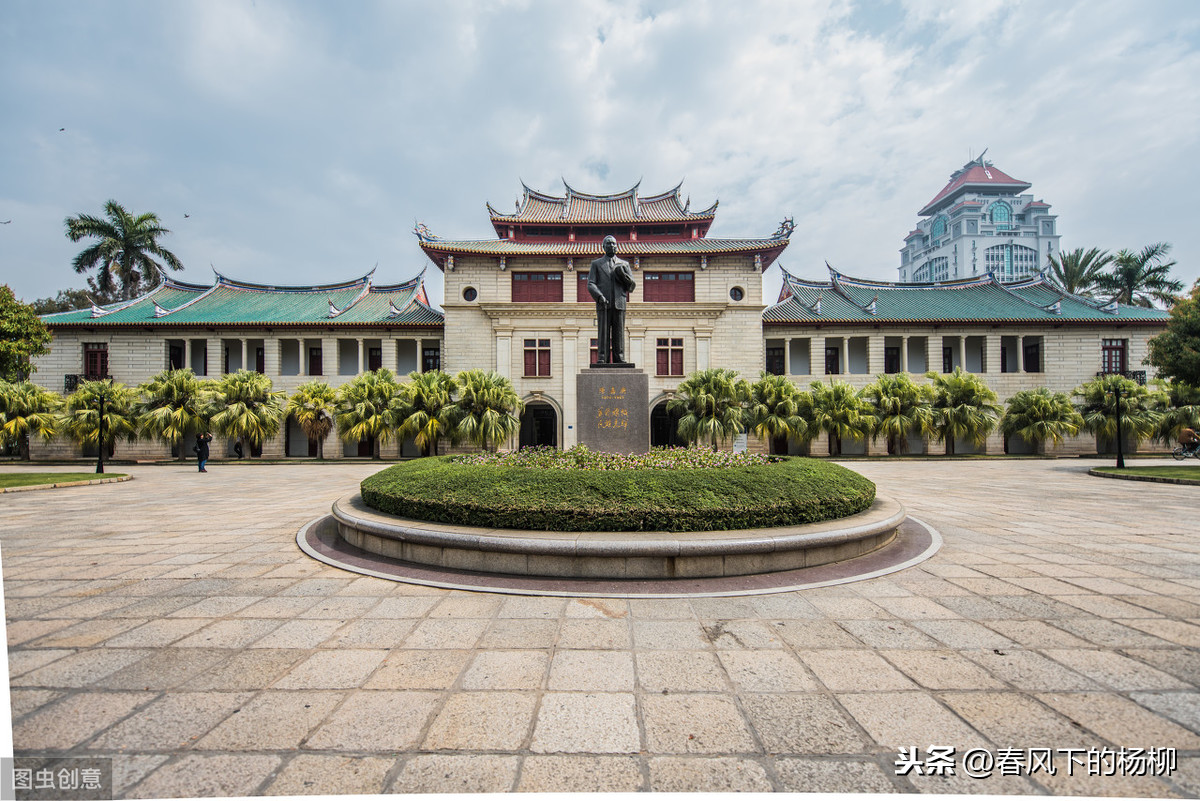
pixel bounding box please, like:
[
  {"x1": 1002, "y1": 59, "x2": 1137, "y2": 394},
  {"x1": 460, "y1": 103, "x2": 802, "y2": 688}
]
[
  {"x1": 368, "y1": 347, "x2": 382, "y2": 371},
  {"x1": 589, "y1": 338, "x2": 599, "y2": 365},
  {"x1": 223, "y1": 346, "x2": 231, "y2": 375},
  {"x1": 168, "y1": 343, "x2": 184, "y2": 370},
  {"x1": 765, "y1": 346, "x2": 785, "y2": 376},
  {"x1": 644, "y1": 272, "x2": 694, "y2": 302},
  {"x1": 577, "y1": 272, "x2": 592, "y2": 302},
  {"x1": 1101, "y1": 339, "x2": 1127, "y2": 374},
  {"x1": 255, "y1": 347, "x2": 265, "y2": 374},
  {"x1": 824, "y1": 346, "x2": 840, "y2": 375},
  {"x1": 884, "y1": 346, "x2": 901, "y2": 374},
  {"x1": 308, "y1": 346, "x2": 323, "y2": 376},
  {"x1": 512, "y1": 271, "x2": 564, "y2": 302},
  {"x1": 524, "y1": 339, "x2": 551, "y2": 377},
  {"x1": 656, "y1": 338, "x2": 684, "y2": 376},
  {"x1": 84, "y1": 343, "x2": 108, "y2": 379},
  {"x1": 1023, "y1": 339, "x2": 1042, "y2": 373},
  {"x1": 1000, "y1": 345, "x2": 1009, "y2": 373},
  {"x1": 942, "y1": 347, "x2": 954, "y2": 374},
  {"x1": 422, "y1": 347, "x2": 440, "y2": 373}
]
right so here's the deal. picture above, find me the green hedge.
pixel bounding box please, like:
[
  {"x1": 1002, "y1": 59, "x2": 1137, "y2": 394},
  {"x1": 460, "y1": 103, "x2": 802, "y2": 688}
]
[{"x1": 360, "y1": 456, "x2": 876, "y2": 532}]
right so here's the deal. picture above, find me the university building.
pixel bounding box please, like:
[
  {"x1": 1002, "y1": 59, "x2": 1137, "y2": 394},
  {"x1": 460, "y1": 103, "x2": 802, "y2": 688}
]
[{"x1": 31, "y1": 176, "x2": 1168, "y2": 460}]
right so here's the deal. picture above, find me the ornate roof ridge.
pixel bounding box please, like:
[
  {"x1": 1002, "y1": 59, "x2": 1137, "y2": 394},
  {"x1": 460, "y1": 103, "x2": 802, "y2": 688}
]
[
  {"x1": 149, "y1": 281, "x2": 223, "y2": 318},
  {"x1": 561, "y1": 177, "x2": 641, "y2": 203},
  {"x1": 213, "y1": 267, "x2": 376, "y2": 293}
]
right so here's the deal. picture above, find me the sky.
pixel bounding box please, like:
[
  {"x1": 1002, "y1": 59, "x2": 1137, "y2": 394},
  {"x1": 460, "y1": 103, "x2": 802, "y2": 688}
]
[{"x1": 2, "y1": 0, "x2": 1199, "y2": 311}]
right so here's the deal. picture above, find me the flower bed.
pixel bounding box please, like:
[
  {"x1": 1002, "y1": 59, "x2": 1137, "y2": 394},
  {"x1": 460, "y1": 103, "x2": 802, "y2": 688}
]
[{"x1": 361, "y1": 447, "x2": 876, "y2": 532}]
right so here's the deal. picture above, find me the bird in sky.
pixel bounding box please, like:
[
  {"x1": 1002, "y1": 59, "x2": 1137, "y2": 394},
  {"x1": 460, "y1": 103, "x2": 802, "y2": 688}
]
[
  {"x1": 58, "y1": 127, "x2": 64, "y2": 132},
  {"x1": 184, "y1": 213, "x2": 190, "y2": 218}
]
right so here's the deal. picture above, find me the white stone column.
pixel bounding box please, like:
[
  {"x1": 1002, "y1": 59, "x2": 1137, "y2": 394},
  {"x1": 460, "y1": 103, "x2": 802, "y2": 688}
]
[
  {"x1": 695, "y1": 328, "x2": 713, "y2": 371},
  {"x1": 357, "y1": 338, "x2": 365, "y2": 374},
  {"x1": 240, "y1": 339, "x2": 248, "y2": 373},
  {"x1": 627, "y1": 327, "x2": 645, "y2": 371},
  {"x1": 986, "y1": 334, "x2": 1002, "y2": 374},
  {"x1": 812, "y1": 335, "x2": 826, "y2": 376},
  {"x1": 840, "y1": 337, "x2": 849, "y2": 377},
  {"x1": 297, "y1": 338, "x2": 308, "y2": 377},
  {"x1": 495, "y1": 328, "x2": 513, "y2": 378},
  {"x1": 901, "y1": 336, "x2": 909, "y2": 373},
  {"x1": 784, "y1": 337, "x2": 792, "y2": 375},
  {"x1": 207, "y1": 337, "x2": 222, "y2": 377},
  {"x1": 957, "y1": 337, "x2": 966, "y2": 373},
  {"x1": 562, "y1": 330, "x2": 578, "y2": 448},
  {"x1": 265, "y1": 337, "x2": 280, "y2": 377},
  {"x1": 382, "y1": 338, "x2": 397, "y2": 374},
  {"x1": 321, "y1": 337, "x2": 337, "y2": 378}
]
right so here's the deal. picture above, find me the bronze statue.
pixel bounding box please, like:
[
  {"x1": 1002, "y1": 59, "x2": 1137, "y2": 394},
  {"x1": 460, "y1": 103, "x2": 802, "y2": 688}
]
[{"x1": 587, "y1": 235, "x2": 636, "y2": 364}]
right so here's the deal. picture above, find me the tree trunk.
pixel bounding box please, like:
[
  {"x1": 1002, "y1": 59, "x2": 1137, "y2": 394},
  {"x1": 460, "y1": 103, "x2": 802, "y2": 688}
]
[
  {"x1": 945, "y1": 437, "x2": 955, "y2": 456},
  {"x1": 19, "y1": 433, "x2": 30, "y2": 462},
  {"x1": 372, "y1": 437, "x2": 381, "y2": 460}
]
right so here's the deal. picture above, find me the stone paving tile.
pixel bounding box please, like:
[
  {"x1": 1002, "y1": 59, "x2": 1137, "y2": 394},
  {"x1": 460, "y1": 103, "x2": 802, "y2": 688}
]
[
  {"x1": 305, "y1": 690, "x2": 443, "y2": 750},
  {"x1": 773, "y1": 757, "x2": 900, "y2": 793},
  {"x1": 515, "y1": 755, "x2": 645, "y2": 792},
  {"x1": 717, "y1": 650, "x2": 818, "y2": 692},
  {"x1": 963, "y1": 648, "x2": 1101, "y2": 691},
  {"x1": 362, "y1": 596, "x2": 439, "y2": 618},
  {"x1": 12, "y1": 691, "x2": 154, "y2": 750},
  {"x1": 496, "y1": 595, "x2": 566, "y2": 619},
  {"x1": 250, "y1": 618, "x2": 345, "y2": 649},
  {"x1": 881, "y1": 649, "x2": 1008, "y2": 690},
  {"x1": 632, "y1": 620, "x2": 711, "y2": 650},
  {"x1": 636, "y1": 651, "x2": 728, "y2": 692},
  {"x1": 401, "y1": 618, "x2": 489, "y2": 649},
  {"x1": 699, "y1": 619, "x2": 784, "y2": 649},
  {"x1": 912, "y1": 619, "x2": 1018, "y2": 649},
  {"x1": 320, "y1": 618, "x2": 416, "y2": 648},
  {"x1": 556, "y1": 618, "x2": 631, "y2": 649},
  {"x1": 1038, "y1": 692, "x2": 1200, "y2": 749},
  {"x1": 647, "y1": 756, "x2": 773, "y2": 791},
  {"x1": 12, "y1": 648, "x2": 150, "y2": 688},
  {"x1": 530, "y1": 692, "x2": 639, "y2": 753},
  {"x1": 1121, "y1": 618, "x2": 1200, "y2": 647},
  {"x1": 172, "y1": 619, "x2": 282, "y2": 649},
  {"x1": 264, "y1": 754, "x2": 395, "y2": 796},
  {"x1": 111, "y1": 755, "x2": 170, "y2": 797},
  {"x1": 982, "y1": 618, "x2": 1093, "y2": 648},
  {"x1": 1041, "y1": 648, "x2": 1190, "y2": 691},
  {"x1": 91, "y1": 691, "x2": 253, "y2": 750},
  {"x1": 641, "y1": 693, "x2": 758, "y2": 753},
  {"x1": 7, "y1": 648, "x2": 74, "y2": 678},
  {"x1": 8, "y1": 688, "x2": 63, "y2": 721},
  {"x1": 194, "y1": 690, "x2": 343, "y2": 750},
  {"x1": 480, "y1": 618, "x2": 559, "y2": 648},
  {"x1": 390, "y1": 755, "x2": 520, "y2": 793},
  {"x1": 1129, "y1": 691, "x2": 1200, "y2": 732},
  {"x1": 839, "y1": 619, "x2": 942, "y2": 649},
  {"x1": 464, "y1": 650, "x2": 549, "y2": 690},
  {"x1": 1122, "y1": 647, "x2": 1200, "y2": 687},
  {"x1": 801, "y1": 649, "x2": 918, "y2": 692},
  {"x1": 177, "y1": 648, "x2": 305, "y2": 691},
  {"x1": 742, "y1": 693, "x2": 869, "y2": 753},
  {"x1": 270, "y1": 648, "x2": 387, "y2": 688},
  {"x1": 563, "y1": 597, "x2": 629, "y2": 618},
  {"x1": 364, "y1": 649, "x2": 471, "y2": 690},
  {"x1": 91, "y1": 648, "x2": 231, "y2": 691},
  {"x1": 837, "y1": 692, "x2": 990, "y2": 750},
  {"x1": 125, "y1": 754, "x2": 281, "y2": 799},
  {"x1": 423, "y1": 691, "x2": 537, "y2": 750},
  {"x1": 940, "y1": 691, "x2": 1106, "y2": 748},
  {"x1": 771, "y1": 619, "x2": 865, "y2": 649},
  {"x1": 548, "y1": 649, "x2": 633, "y2": 691}
]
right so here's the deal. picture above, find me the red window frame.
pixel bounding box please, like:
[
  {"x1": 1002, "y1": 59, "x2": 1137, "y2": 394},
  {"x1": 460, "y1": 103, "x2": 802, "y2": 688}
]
[
  {"x1": 644, "y1": 272, "x2": 695, "y2": 302},
  {"x1": 83, "y1": 343, "x2": 108, "y2": 379},
  {"x1": 577, "y1": 272, "x2": 592, "y2": 302},
  {"x1": 512, "y1": 271, "x2": 564, "y2": 302},
  {"x1": 589, "y1": 338, "x2": 599, "y2": 365},
  {"x1": 524, "y1": 339, "x2": 551, "y2": 377},
  {"x1": 1101, "y1": 339, "x2": 1127, "y2": 374},
  {"x1": 656, "y1": 338, "x2": 684, "y2": 376}
]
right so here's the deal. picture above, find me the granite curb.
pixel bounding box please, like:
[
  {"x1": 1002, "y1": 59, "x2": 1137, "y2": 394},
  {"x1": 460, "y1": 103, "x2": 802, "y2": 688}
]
[
  {"x1": 0, "y1": 474, "x2": 131, "y2": 493},
  {"x1": 1088, "y1": 468, "x2": 1200, "y2": 486}
]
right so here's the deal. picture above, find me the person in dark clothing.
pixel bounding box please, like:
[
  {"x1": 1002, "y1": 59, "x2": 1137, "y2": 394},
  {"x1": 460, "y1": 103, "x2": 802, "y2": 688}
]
[
  {"x1": 193, "y1": 432, "x2": 213, "y2": 472},
  {"x1": 233, "y1": 441, "x2": 244, "y2": 459}
]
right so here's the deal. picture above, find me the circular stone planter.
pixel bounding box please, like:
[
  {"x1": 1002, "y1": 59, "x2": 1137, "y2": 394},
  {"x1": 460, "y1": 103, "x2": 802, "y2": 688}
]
[{"x1": 331, "y1": 491, "x2": 906, "y2": 580}]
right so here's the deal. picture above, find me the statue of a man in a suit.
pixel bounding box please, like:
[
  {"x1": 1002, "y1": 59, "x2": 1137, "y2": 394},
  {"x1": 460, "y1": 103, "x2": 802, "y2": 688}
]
[{"x1": 587, "y1": 235, "x2": 637, "y2": 364}]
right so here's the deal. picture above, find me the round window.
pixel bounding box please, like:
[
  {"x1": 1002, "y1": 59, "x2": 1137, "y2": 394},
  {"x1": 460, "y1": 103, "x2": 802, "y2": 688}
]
[
  {"x1": 463, "y1": 287, "x2": 478, "y2": 302},
  {"x1": 729, "y1": 286, "x2": 745, "y2": 301}
]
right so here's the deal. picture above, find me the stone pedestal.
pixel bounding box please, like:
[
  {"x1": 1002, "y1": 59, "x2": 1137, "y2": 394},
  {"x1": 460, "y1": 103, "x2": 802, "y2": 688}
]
[{"x1": 577, "y1": 367, "x2": 650, "y2": 454}]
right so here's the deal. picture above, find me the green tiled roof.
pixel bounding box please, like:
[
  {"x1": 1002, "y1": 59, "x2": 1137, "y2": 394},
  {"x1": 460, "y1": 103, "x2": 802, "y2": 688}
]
[
  {"x1": 41, "y1": 270, "x2": 442, "y2": 328},
  {"x1": 764, "y1": 267, "x2": 1171, "y2": 325}
]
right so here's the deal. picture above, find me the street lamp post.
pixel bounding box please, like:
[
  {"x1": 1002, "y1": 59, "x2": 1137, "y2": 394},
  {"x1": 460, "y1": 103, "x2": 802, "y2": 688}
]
[
  {"x1": 96, "y1": 390, "x2": 106, "y2": 474},
  {"x1": 1114, "y1": 380, "x2": 1125, "y2": 470}
]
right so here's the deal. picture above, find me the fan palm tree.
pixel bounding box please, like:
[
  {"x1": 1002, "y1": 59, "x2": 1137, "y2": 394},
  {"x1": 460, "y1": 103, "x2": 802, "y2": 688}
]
[
  {"x1": 809, "y1": 380, "x2": 873, "y2": 456},
  {"x1": 1073, "y1": 373, "x2": 1159, "y2": 451},
  {"x1": 136, "y1": 368, "x2": 211, "y2": 461},
  {"x1": 745, "y1": 372, "x2": 808, "y2": 453},
  {"x1": 206, "y1": 370, "x2": 284, "y2": 457},
  {"x1": 59, "y1": 379, "x2": 139, "y2": 455},
  {"x1": 336, "y1": 369, "x2": 401, "y2": 459},
  {"x1": 284, "y1": 380, "x2": 337, "y2": 459},
  {"x1": 453, "y1": 369, "x2": 523, "y2": 453},
  {"x1": 862, "y1": 372, "x2": 934, "y2": 455},
  {"x1": 1000, "y1": 387, "x2": 1084, "y2": 454},
  {"x1": 668, "y1": 368, "x2": 749, "y2": 450},
  {"x1": 0, "y1": 380, "x2": 61, "y2": 460},
  {"x1": 926, "y1": 368, "x2": 1001, "y2": 455},
  {"x1": 1047, "y1": 247, "x2": 1114, "y2": 297},
  {"x1": 394, "y1": 370, "x2": 459, "y2": 456},
  {"x1": 65, "y1": 200, "x2": 184, "y2": 300},
  {"x1": 1150, "y1": 380, "x2": 1199, "y2": 446},
  {"x1": 1095, "y1": 242, "x2": 1183, "y2": 308}
]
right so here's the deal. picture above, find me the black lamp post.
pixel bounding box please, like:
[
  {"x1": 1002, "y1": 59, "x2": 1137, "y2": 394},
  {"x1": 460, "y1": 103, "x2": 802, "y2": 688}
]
[
  {"x1": 95, "y1": 389, "x2": 106, "y2": 474},
  {"x1": 1114, "y1": 380, "x2": 1125, "y2": 470}
]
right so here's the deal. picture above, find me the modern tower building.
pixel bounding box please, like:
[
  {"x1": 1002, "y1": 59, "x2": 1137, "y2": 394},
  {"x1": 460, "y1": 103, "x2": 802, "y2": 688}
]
[{"x1": 899, "y1": 153, "x2": 1061, "y2": 283}]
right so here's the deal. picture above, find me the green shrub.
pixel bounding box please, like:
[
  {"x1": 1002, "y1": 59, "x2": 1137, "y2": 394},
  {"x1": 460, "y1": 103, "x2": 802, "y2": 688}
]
[{"x1": 360, "y1": 451, "x2": 875, "y2": 532}]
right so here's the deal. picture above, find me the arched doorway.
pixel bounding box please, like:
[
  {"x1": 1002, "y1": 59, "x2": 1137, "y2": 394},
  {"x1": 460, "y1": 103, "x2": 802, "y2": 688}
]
[
  {"x1": 650, "y1": 401, "x2": 686, "y2": 448},
  {"x1": 519, "y1": 402, "x2": 558, "y2": 449}
]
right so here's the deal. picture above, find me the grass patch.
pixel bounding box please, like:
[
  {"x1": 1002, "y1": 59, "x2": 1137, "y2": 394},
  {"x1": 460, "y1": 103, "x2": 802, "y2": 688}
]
[
  {"x1": 1093, "y1": 466, "x2": 1200, "y2": 482},
  {"x1": 361, "y1": 453, "x2": 875, "y2": 532},
  {"x1": 0, "y1": 472, "x2": 125, "y2": 488}
]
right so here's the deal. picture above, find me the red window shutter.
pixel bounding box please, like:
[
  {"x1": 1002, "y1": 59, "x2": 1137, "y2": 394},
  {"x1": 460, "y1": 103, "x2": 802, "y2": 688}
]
[
  {"x1": 578, "y1": 273, "x2": 591, "y2": 302},
  {"x1": 538, "y1": 350, "x2": 551, "y2": 376},
  {"x1": 524, "y1": 350, "x2": 537, "y2": 376},
  {"x1": 671, "y1": 349, "x2": 683, "y2": 375},
  {"x1": 657, "y1": 349, "x2": 668, "y2": 375}
]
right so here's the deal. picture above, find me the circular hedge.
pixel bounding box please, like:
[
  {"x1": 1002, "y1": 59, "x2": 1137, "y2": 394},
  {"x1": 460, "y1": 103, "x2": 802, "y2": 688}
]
[{"x1": 360, "y1": 453, "x2": 876, "y2": 533}]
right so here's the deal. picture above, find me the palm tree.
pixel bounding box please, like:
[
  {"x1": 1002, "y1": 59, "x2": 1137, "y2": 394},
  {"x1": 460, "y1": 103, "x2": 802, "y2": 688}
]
[
  {"x1": 336, "y1": 369, "x2": 401, "y2": 459},
  {"x1": 862, "y1": 372, "x2": 934, "y2": 455},
  {"x1": 284, "y1": 380, "x2": 337, "y2": 459},
  {"x1": 1095, "y1": 242, "x2": 1183, "y2": 308},
  {"x1": 668, "y1": 368, "x2": 749, "y2": 450},
  {"x1": 453, "y1": 369, "x2": 523, "y2": 453},
  {"x1": 59, "y1": 379, "x2": 139, "y2": 456},
  {"x1": 206, "y1": 370, "x2": 284, "y2": 457},
  {"x1": 745, "y1": 372, "x2": 808, "y2": 454},
  {"x1": 926, "y1": 368, "x2": 1002, "y2": 455},
  {"x1": 1151, "y1": 380, "x2": 1199, "y2": 446},
  {"x1": 136, "y1": 368, "x2": 211, "y2": 461},
  {"x1": 0, "y1": 380, "x2": 61, "y2": 460},
  {"x1": 1073, "y1": 374, "x2": 1159, "y2": 452},
  {"x1": 65, "y1": 200, "x2": 184, "y2": 300},
  {"x1": 1047, "y1": 247, "x2": 1114, "y2": 297},
  {"x1": 809, "y1": 380, "x2": 873, "y2": 456},
  {"x1": 1000, "y1": 387, "x2": 1084, "y2": 454},
  {"x1": 394, "y1": 370, "x2": 459, "y2": 456}
]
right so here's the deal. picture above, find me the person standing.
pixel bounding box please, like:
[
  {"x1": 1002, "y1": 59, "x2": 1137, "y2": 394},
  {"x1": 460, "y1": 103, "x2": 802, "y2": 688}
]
[{"x1": 194, "y1": 432, "x2": 213, "y2": 472}]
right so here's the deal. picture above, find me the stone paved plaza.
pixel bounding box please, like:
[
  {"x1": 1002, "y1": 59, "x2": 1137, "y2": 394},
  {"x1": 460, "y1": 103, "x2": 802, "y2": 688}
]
[{"x1": 2, "y1": 458, "x2": 1198, "y2": 796}]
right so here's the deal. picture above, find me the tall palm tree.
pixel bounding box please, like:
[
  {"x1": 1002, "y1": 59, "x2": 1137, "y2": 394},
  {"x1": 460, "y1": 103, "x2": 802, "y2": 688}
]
[
  {"x1": 926, "y1": 368, "x2": 1001, "y2": 455},
  {"x1": 1000, "y1": 387, "x2": 1084, "y2": 454},
  {"x1": 1095, "y1": 242, "x2": 1183, "y2": 308},
  {"x1": 1047, "y1": 247, "x2": 1114, "y2": 297},
  {"x1": 59, "y1": 379, "x2": 139, "y2": 455},
  {"x1": 862, "y1": 372, "x2": 934, "y2": 455},
  {"x1": 64, "y1": 200, "x2": 184, "y2": 300},
  {"x1": 668, "y1": 368, "x2": 748, "y2": 450},
  {"x1": 1150, "y1": 380, "x2": 1199, "y2": 446},
  {"x1": 136, "y1": 368, "x2": 211, "y2": 461},
  {"x1": 336, "y1": 369, "x2": 401, "y2": 459},
  {"x1": 0, "y1": 380, "x2": 61, "y2": 460},
  {"x1": 394, "y1": 370, "x2": 459, "y2": 456},
  {"x1": 809, "y1": 380, "x2": 873, "y2": 456},
  {"x1": 1073, "y1": 374, "x2": 1159, "y2": 452},
  {"x1": 745, "y1": 372, "x2": 808, "y2": 453},
  {"x1": 206, "y1": 370, "x2": 284, "y2": 457},
  {"x1": 284, "y1": 380, "x2": 337, "y2": 459},
  {"x1": 453, "y1": 369, "x2": 523, "y2": 453}
]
